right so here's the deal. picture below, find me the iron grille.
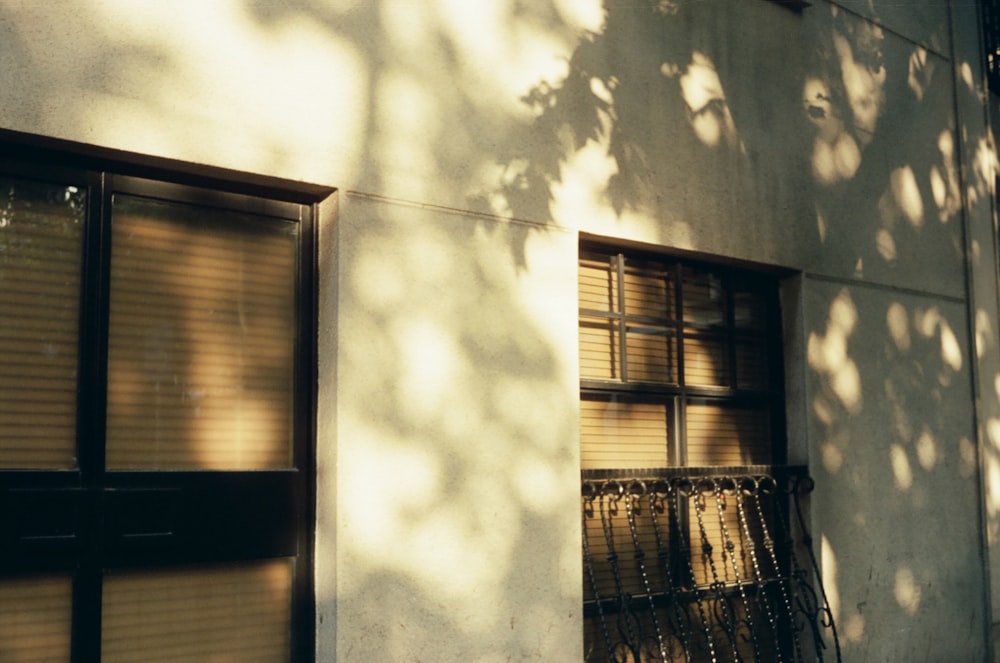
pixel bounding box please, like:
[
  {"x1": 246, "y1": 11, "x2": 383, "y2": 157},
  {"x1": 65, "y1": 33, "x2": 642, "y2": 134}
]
[{"x1": 582, "y1": 467, "x2": 840, "y2": 663}]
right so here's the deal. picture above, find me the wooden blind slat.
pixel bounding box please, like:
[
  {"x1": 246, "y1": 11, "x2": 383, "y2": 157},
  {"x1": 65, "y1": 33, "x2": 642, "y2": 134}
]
[
  {"x1": 102, "y1": 560, "x2": 292, "y2": 663},
  {"x1": 581, "y1": 399, "x2": 671, "y2": 469},
  {"x1": 684, "y1": 336, "x2": 729, "y2": 387},
  {"x1": 104, "y1": 197, "x2": 296, "y2": 471},
  {"x1": 686, "y1": 404, "x2": 770, "y2": 466},
  {"x1": 625, "y1": 330, "x2": 676, "y2": 383},
  {"x1": 0, "y1": 575, "x2": 73, "y2": 662},
  {"x1": 0, "y1": 178, "x2": 84, "y2": 470},
  {"x1": 580, "y1": 321, "x2": 620, "y2": 380}
]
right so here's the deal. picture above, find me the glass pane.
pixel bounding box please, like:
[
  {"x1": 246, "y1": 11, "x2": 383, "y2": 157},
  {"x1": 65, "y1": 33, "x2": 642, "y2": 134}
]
[
  {"x1": 682, "y1": 266, "x2": 725, "y2": 328},
  {"x1": 683, "y1": 335, "x2": 730, "y2": 387},
  {"x1": 580, "y1": 397, "x2": 673, "y2": 469},
  {"x1": 0, "y1": 575, "x2": 73, "y2": 662},
  {"x1": 579, "y1": 316, "x2": 620, "y2": 380},
  {"x1": 685, "y1": 403, "x2": 770, "y2": 466},
  {"x1": 0, "y1": 178, "x2": 84, "y2": 469},
  {"x1": 105, "y1": 195, "x2": 297, "y2": 470},
  {"x1": 623, "y1": 258, "x2": 674, "y2": 320},
  {"x1": 733, "y1": 287, "x2": 766, "y2": 330},
  {"x1": 102, "y1": 559, "x2": 292, "y2": 663},
  {"x1": 579, "y1": 253, "x2": 617, "y2": 313},
  {"x1": 736, "y1": 339, "x2": 769, "y2": 389},
  {"x1": 625, "y1": 327, "x2": 677, "y2": 383}
]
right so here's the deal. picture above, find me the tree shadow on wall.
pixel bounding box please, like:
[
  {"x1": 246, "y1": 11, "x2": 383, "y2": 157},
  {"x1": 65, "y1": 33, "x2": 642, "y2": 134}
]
[
  {"x1": 477, "y1": 1, "x2": 965, "y2": 290},
  {"x1": 476, "y1": 0, "x2": 813, "y2": 260}
]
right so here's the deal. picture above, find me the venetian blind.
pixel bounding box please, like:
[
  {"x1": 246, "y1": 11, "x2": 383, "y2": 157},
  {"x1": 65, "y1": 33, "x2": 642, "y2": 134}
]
[
  {"x1": 102, "y1": 559, "x2": 292, "y2": 663},
  {"x1": 0, "y1": 178, "x2": 84, "y2": 469},
  {"x1": 105, "y1": 195, "x2": 297, "y2": 470},
  {"x1": 579, "y1": 252, "x2": 679, "y2": 385},
  {"x1": 0, "y1": 575, "x2": 73, "y2": 662},
  {"x1": 686, "y1": 404, "x2": 770, "y2": 466}
]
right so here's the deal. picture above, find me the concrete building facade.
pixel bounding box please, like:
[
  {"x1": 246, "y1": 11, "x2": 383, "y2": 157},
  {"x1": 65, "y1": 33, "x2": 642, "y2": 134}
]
[{"x1": 0, "y1": 0, "x2": 998, "y2": 661}]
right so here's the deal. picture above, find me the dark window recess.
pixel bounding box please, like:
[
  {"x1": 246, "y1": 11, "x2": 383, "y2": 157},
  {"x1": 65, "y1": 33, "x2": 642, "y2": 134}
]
[
  {"x1": 986, "y1": 0, "x2": 1000, "y2": 94},
  {"x1": 578, "y1": 245, "x2": 839, "y2": 662},
  {"x1": 0, "y1": 139, "x2": 322, "y2": 662},
  {"x1": 767, "y1": 0, "x2": 810, "y2": 11}
]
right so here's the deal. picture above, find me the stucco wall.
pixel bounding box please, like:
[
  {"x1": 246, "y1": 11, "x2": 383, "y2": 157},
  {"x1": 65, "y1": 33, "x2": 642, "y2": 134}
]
[{"x1": 1, "y1": 0, "x2": 998, "y2": 661}]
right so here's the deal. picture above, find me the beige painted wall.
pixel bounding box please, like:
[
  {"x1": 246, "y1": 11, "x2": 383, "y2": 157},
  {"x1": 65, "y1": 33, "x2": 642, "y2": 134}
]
[{"x1": 1, "y1": 0, "x2": 998, "y2": 660}]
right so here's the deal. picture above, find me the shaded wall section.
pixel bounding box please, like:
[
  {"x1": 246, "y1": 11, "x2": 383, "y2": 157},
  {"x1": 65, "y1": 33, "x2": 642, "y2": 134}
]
[{"x1": 806, "y1": 279, "x2": 984, "y2": 661}]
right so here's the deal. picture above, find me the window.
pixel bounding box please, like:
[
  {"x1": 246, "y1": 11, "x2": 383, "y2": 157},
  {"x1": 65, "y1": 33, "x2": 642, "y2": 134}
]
[
  {"x1": 984, "y1": 0, "x2": 1000, "y2": 94},
  {"x1": 0, "y1": 140, "x2": 325, "y2": 662},
  {"x1": 579, "y1": 244, "x2": 837, "y2": 662},
  {"x1": 579, "y1": 246, "x2": 784, "y2": 471}
]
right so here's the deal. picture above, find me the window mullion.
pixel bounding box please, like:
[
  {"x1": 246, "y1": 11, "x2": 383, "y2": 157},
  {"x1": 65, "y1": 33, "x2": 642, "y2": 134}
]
[
  {"x1": 674, "y1": 263, "x2": 686, "y2": 465},
  {"x1": 76, "y1": 171, "x2": 111, "y2": 481},
  {"x1": 615, "y1": 253, "x2": 627, "y2": 383},
  {"x1": 726, "y1": 275, "x2": 738, "y2": 391},
  {"x1": 72, "y1": 169, "x2": 109, "y2": 663}
]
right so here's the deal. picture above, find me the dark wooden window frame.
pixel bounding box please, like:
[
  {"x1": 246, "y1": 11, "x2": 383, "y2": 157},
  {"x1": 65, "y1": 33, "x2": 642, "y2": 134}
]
[
  {"x1": 0, "y1": 131, "x2": 331, "y2": 662},
  {"x1": 579, "y1": 243, "x2": 788, "y2": 471},
  {"x1": 579, "y1": 242, "x2": 802, "y2": 662}
]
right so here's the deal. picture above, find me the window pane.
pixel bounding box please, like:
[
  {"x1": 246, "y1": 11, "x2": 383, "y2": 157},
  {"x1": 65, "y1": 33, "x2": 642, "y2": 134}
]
[
  {"x1": 733, "y1": 287, "x2": 766, "y2": 330},
  {"x1": 0, "y1": 178, "x2": 84, "y2": 469},
  {"x1": 736, "y1": 339, "x2": 769, "y2": 389},
  {"x1": 625, "y1": 327, "x2": 677, "y2": 383},
  {"x1": 682, "y1": 266, "x2": 725, "y2": 328},
  {"x1": 579, "y1": 253, "x2": 617, "y2": 312},
  {"x1": 685, "y1": 403, "x2": 771, "y2": 466},
  {"x1": 105, "y1": 195, "x2": 297, "y2": 470},
  {"x1": 623, "y1": 257, "x2": 674, "y2": 320},
  {"x1": 579, "y1": 316, "x2": 620, "y2": 380},
  {"x1": 0, "y1": 575, "x2": 73, "y2": 662},
  {"x1": 102, "y1": 559, "x2": 292, "y2": 663},
  {"x1": 581, "y1": 397, "x2": 673, "y2": 469},
  {"x1": 683, "y1": 335, "x2": 730, "y2": 387}
]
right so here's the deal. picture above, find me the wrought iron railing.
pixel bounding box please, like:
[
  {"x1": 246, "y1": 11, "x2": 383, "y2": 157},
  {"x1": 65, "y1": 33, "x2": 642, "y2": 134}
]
[{"x1": 582, "y1": 467, "x2": 840, "y2": 663}]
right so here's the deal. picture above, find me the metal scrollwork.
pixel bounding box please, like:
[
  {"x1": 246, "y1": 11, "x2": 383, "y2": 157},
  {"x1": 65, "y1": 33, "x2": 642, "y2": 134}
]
[{"x1": 582, "y1": 470, "x2": 841, "y2": 663}]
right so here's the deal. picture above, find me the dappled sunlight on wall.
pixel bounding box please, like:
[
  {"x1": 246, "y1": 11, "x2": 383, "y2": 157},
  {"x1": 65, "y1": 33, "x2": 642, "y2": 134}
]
[
  {"x1": 803, "y1": 3, "x2": 965, "y2": 295},
  {"x1": 807, "y1": 281, "x2": 984, "y2": 659},
  {"x1": 677, "y1": 51, "x2": 742, "y2": 151},
  {"x1": 985, "y1": 418, "x2": 1000, "y2": 545},
  {"x1": 0, "y1": 0, "x2": 365, "y2": 184},
  {"x1": 479, "y1": 0, "x2": 812, "y2": 266},
  {"x1": 808, "y1": 289, "x2": 862, "y2": 429},
  {"x1": 330, "y1": 194, "x2": 581, "y2": 660}
]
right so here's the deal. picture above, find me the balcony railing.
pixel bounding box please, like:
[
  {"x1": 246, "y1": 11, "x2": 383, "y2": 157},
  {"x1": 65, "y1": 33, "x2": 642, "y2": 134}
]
[{"x1": 582, "y1": 467, "x2": 840, "y2": 663}]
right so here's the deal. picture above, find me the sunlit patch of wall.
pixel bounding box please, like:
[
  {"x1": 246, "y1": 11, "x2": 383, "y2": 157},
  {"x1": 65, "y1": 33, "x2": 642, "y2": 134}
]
[
  {"x1": 0, "y1": 0, "x2": 366, "y2": 185},
  {"x1": 329, "y1": 193, "x2": 582, "y2": 661},
  {"x1": 496, "y1": 0, "x2": 816, "y2": 268}
]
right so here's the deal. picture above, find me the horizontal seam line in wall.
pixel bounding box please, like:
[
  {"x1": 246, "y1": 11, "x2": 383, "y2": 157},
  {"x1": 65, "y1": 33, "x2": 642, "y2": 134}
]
[
  {"x1": 804, "y1": 271, "x2": 966, "y2": 303},
  {"x1": 343, "y1": 190, "x2": 568, "y2": 234},
  {"x1": 825, "y1": 0, "x2": 951, "y2": 61}
]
